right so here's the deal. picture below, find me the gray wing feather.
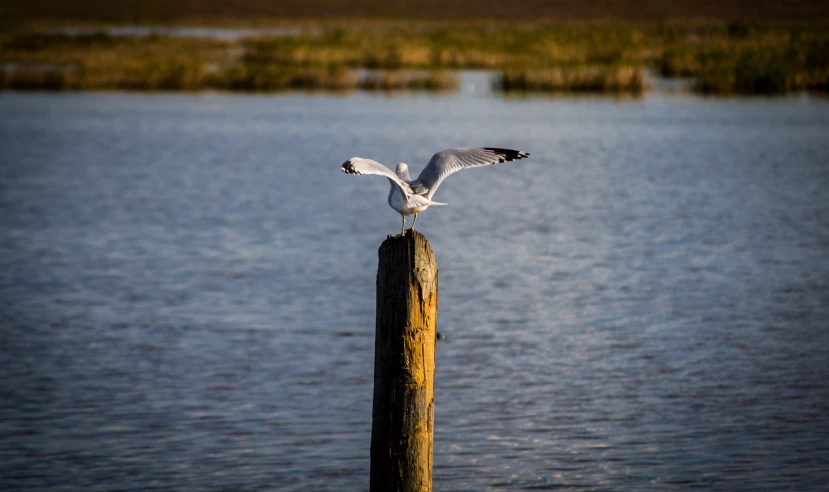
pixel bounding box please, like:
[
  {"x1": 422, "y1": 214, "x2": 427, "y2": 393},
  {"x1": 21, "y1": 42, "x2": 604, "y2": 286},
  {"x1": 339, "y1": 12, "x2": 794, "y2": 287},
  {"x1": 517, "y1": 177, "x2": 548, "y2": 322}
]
[
  {"x1": 342, "y1": 158, "x2": 412, "y2": 195},
  {"x1": 414, "y1": 147, "x2": 530, "y2": 199}
]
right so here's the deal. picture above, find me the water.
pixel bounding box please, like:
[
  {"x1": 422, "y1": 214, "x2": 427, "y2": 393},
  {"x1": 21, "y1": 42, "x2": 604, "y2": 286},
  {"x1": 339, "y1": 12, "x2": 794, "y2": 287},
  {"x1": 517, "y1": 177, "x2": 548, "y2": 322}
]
[{"x1": 1, "y1": 84, "x2": 828, "y2": 490}]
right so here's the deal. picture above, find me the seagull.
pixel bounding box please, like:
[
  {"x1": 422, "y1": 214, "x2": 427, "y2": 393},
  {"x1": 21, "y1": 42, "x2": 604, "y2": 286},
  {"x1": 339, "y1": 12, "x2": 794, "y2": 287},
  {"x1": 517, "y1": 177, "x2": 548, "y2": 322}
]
[{"x1": 342, "y1": 147, "x2": 530, "y2": 235}]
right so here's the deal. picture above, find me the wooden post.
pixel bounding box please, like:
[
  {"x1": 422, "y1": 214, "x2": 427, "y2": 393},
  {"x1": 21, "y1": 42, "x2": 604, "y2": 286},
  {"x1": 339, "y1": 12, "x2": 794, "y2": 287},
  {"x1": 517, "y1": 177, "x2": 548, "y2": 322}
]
[{"x1": 370, "y1": 230, "x2": 438, "y2": 492}]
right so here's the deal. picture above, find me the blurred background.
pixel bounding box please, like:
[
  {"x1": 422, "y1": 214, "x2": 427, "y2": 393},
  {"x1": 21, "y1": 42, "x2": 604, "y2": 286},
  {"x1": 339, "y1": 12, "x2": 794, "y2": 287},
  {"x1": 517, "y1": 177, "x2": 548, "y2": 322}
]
[{"x1": 1, "y1": 1, "x2": 828, "y2": 490}]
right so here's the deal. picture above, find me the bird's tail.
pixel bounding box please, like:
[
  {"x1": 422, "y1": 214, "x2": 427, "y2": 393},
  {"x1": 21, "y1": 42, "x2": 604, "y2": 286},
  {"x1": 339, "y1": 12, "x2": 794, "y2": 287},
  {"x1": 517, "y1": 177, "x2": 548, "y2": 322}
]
[{"x1": 429, "y1": 200, "x2": 448, "y2": 206}]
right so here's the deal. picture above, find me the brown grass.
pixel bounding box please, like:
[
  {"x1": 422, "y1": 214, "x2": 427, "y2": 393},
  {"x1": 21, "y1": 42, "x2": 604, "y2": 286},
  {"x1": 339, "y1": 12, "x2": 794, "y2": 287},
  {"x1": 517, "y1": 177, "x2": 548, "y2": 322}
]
[
  {"x1": 211, "y1": 64, "x2": 355, "y2": 91},
  {"x1": 358, "y1": 70, "x2": 459, "y2": 91},
  {"x1": 494, "y1": 66, "x2": 648, "y2": 93},
  {"x1": 2, "y1": 21, "x2": 829, "y2": 94}
]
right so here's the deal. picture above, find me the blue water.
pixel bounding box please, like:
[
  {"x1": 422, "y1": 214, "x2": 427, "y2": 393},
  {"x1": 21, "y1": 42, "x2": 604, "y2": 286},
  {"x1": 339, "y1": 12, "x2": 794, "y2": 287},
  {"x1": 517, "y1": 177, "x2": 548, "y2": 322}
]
[{"x1": 1, "y1": 85, "x2": 828, "y2": 490}]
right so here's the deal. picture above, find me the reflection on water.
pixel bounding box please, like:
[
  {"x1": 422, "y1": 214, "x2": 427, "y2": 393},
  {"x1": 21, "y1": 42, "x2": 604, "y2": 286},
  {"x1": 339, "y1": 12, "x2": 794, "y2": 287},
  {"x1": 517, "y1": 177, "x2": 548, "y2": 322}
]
[{"x1": 1, "y1": 89, "x2": 828, "y2": 490}]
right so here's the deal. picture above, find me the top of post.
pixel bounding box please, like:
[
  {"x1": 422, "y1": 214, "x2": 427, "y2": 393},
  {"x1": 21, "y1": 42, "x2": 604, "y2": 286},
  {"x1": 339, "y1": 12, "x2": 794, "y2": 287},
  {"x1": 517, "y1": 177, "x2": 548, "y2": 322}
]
[
  {"x1": 382, "y1": 229, "x2": 428, "y2": 245},
  {"x1": 378, "y1": 230, "x2": 437, "y2": 294},
  {"x1": 379, "y1": 230, "x2": 434, "y2": 260}
]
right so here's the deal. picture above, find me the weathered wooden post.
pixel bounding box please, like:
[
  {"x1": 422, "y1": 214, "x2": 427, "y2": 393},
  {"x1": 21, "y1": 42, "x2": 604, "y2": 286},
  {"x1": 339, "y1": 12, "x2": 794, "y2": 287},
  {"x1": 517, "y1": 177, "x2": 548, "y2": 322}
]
[{"x1": 370, "y1": 230, "x2": 438, "y2": 492}]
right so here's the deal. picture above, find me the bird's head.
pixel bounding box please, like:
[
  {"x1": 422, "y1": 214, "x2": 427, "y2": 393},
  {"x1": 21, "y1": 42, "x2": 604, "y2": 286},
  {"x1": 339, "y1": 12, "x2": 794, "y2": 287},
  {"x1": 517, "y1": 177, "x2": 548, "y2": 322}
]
[{"x1": 395, "y1": 163, "x2": 411, "y2": 181}]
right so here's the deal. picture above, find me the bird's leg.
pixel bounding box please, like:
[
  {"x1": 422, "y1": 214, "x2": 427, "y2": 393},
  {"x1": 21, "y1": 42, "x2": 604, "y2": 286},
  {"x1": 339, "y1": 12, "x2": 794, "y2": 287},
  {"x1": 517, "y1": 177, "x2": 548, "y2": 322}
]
[
  {"x1": 400, "y1": 215, "x2": 406, "y2": 236},
  {"x1": 409, "y1": 213, "x2": 418, "y2": 231}
]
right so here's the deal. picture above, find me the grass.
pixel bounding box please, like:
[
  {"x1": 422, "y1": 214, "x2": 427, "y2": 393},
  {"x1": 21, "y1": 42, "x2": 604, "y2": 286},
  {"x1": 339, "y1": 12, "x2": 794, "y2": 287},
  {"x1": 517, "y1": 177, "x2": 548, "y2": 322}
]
[
  {"x1": 2, "y1": 21, "x2": 829, "y2": 94},
  {"x1": 238, "y1": 23, "x2": 655, "y2": 70},
  {"x1": 0, "y1": 31, "x2": 230, "y2": 90},
  {"x1": 214, "y1": 64, "x2": 355, "y2": 91},
  {"x1": 358, "y1": 70, "x2": 459, "y2": 91},
  {"x1": 494, "y1": 66, "x2": 648, "y2": 93},
  {"x1": 657, "y1": 22, "x2": 829, "y2": 93}
]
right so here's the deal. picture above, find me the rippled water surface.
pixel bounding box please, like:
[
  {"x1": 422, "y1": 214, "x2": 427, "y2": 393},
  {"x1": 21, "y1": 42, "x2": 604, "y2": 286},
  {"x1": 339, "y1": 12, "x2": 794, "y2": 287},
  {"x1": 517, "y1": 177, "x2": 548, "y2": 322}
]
[{"x1": 1, "y1": 86, "x2": 829, "y2": 490}]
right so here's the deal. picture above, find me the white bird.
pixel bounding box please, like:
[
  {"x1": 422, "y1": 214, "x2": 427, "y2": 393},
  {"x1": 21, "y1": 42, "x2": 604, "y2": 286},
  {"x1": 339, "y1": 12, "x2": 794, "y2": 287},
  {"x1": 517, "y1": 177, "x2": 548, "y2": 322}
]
[{"x1": 341, "y1": 147, "x2": 530, "y2": 235}]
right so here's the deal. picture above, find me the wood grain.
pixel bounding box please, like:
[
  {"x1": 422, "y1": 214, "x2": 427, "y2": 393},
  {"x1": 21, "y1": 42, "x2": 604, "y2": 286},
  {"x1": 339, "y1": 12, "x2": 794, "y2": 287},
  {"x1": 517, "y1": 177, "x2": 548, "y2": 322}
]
[{"x1": 371, "y1": 231, "x2": 438, "y2": 492}]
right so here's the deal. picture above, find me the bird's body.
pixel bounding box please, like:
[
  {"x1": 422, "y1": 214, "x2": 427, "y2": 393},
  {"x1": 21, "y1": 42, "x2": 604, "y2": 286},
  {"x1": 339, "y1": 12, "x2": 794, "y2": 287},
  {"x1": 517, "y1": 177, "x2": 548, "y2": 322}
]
[
  {"x1": 387, "y1": 184, "x2": 443, "y2": 217},
  {"x1": 342, "y1": 147, "x2": 530, "y2": 235}
]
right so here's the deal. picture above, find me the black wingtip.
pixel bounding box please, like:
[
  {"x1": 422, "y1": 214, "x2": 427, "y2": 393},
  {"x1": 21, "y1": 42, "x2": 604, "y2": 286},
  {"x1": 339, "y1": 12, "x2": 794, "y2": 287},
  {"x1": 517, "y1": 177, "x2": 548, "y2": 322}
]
[
  {"x1": 341, "y1": 159, "x2": 359, "y2": 175},
  {"x1": 484, "y1": 148, "x2": 530, "y2": 162}
]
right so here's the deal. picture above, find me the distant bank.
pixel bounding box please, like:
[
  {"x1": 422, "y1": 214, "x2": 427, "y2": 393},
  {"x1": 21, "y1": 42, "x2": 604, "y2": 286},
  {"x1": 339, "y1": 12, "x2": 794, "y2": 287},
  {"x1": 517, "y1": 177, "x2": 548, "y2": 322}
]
[
  {"x1": 4, "y1": 0, "x2": 829, "y2": 23},
  {"x1": 2, "y1": 18, "x2": 828, "y2": 94}
]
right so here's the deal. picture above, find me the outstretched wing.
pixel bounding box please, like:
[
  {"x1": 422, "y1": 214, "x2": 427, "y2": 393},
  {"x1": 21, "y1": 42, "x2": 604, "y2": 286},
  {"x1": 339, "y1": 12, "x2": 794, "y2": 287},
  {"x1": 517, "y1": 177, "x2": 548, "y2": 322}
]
[
  {"x1": 413, "y1": 148, "x2": 530, "y2": 199},
  {"x1": 342, "y1": 157, "x2": 413, "y2": 196}
]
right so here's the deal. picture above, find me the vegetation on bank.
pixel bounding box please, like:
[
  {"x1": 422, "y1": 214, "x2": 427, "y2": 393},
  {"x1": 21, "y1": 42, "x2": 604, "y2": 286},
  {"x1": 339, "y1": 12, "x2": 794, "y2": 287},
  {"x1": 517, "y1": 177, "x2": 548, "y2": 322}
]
[
  {"x1": 1, "y1": 21, "x2": 828, "y2": 94},
  {"x1": 494, "y1": 66, "x2": 648, "y2": 93}
]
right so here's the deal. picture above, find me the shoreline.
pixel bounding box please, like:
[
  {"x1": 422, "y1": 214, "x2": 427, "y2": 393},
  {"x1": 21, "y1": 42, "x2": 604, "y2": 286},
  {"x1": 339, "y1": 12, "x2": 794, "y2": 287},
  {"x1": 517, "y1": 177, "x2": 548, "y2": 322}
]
[{"x1": 2, "y1": 20, "x2": 828, "y2": 95}]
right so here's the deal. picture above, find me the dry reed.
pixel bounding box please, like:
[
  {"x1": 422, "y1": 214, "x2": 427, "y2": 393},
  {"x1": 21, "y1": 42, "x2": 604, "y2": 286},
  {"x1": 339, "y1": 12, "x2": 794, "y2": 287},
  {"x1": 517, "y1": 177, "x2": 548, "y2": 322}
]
[{"x1": 494, "y1": 66, "x2": 648, "y2": 93}]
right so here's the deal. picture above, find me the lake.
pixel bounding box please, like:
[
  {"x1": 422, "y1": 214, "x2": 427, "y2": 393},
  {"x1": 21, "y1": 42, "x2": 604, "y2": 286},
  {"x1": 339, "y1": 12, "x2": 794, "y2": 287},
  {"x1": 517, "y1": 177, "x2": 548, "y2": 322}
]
[{"x1": 1, "y1": 80, "x2": 828, "y2": 490}]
